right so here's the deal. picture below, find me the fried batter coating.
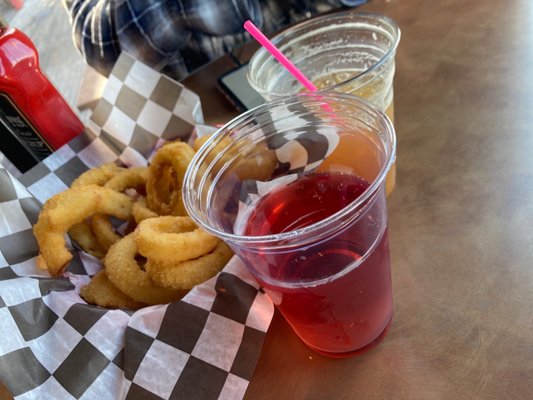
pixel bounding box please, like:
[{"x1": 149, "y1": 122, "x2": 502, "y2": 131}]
[
  {"x1": 104, "y1": 234, "x2": 186, "y2": 305},
  {"x1": 71, "y1": 162, "x2": 124, "y2": 188},
  {"x1": 80, "y1": 270, "x2": 146, "y2": 310},
  {"x1": 145, "y1": 242, "x2": 233, "y2": 290},
  {"x1": 90, "y1": 167, "x2": 149, "y2": 252},
  {"x1": 131, "y1": 197, "x2": 159, "y2": 224},
  {"x1": 134, "y1": 216, "x2": 219, "y2": 264},
  {"x1": 68, "y1": 162, "x2": 123, "y2": 256},
  {"x1": 33, "y1": 185, "x2": 133, "y2": 276},
  {"x1": 68, "y1": 221, "x2": 107, "y2": 258},
  {"x1": 146, "y1": 141, "x2": 195, "y2": 216}
]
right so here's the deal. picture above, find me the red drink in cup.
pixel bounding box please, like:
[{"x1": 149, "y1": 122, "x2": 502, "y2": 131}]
[
  {"x1": 183, "y1": 93, "x2": 395, "y2": 357},
  {"x1": 243, "y1": 171, "x2": 392, "y2": 355}
]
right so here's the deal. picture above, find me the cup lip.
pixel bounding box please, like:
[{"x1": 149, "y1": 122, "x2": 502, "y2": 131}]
[
  {"x1": 183, "y1": 92, "x2": 396, "y2": 248},
  {"x1": 247, "y1": 10, "x2": 401, "y2": 98}
]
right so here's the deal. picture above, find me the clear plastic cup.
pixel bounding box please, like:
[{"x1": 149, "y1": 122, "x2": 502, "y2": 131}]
[
  {"x1": 183, "y1": 92, "x2": 396, "y2": 357},
  {"x1": 247, "y1": 11, "x2": 400, "y2": 195}
]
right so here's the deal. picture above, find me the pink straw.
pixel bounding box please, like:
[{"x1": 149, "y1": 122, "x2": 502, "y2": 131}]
[{"x1": 244, "y1": 20, "x2": 318, "y2": 92}]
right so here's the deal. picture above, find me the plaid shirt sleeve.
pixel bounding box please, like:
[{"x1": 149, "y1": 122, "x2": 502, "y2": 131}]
[{"x1": 63, "y1": 0, "x2": 367, "y2": 81}]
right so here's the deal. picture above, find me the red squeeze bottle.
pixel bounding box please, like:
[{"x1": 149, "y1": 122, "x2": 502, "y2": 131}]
[{"x1": 0, "y1": 18, "x2": 84, "y2": 173}]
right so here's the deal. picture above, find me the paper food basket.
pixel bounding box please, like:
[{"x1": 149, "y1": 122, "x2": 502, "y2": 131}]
[{"x1": 0, "y1": 52, "x2": 274, "y2": 400}]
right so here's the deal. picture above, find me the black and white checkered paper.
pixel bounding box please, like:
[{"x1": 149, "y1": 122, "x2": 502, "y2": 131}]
[{"x1": 0, "y1": 53, "x2": 274, "y2": 400}]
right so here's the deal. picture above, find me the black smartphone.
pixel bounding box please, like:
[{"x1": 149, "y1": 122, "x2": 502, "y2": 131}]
[{"x1": 217, "y1": 63, "x2": 265, "y2": 112}]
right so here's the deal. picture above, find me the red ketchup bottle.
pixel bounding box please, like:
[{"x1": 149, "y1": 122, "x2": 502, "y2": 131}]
[{"x1": 0, "y1": 18, "x2": 85, "y2": 174}]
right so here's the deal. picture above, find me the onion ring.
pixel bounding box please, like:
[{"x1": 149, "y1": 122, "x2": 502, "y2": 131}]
[
  {"x1": 104, "y1": 233, "x2": 186, "y2": 305},
  {"x1": 146, "y1": 141, "x2": 195, "y2": 216},
  {"x1": 67, "y1": 162, "x2": 124, "y2": 255},
  {"x1": 90, "y1": 214, "x2": 123, "y2": 252},
  {"x1": 132, "y1": 197, "x2": 159, "y2": 224},
  {"x1": 134, "y1": 216, "x2": 219, "y2": 263},
  {"x1": 104, "y1": 166, "x2": 148, "y2": 193},
  {"x1": 194, "y1": 134, "x2": 277, "y2": 181},
  {"x1": 234, "y1": 147, "x2": 278, "y2": 182},
  {"x1": 71, "y1": 162, "x2": 124, "y2": 188},
  {"x1": 68, "y1": 220, "x2": 107, "y2": 259},
  {"x1": 90, "y1": 167, "x2": 149, "y2": 251},
  {"x1": 145, "y1": 242, "x2": 233, "y2": 290},
  {"x1": 192, "y1": 134, "x2": 211, "y2": 152},
  {"x1": 33, "y1": 184, "x2": 133, "y2": 276},
  {"x1": 80, "y1": 270, "x2": 146, "y2": 310}
]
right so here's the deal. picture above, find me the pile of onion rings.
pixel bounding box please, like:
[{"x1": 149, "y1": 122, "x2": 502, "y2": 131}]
[{"x1": 32, "y1": 139, "x2": 234, "y2": 310}]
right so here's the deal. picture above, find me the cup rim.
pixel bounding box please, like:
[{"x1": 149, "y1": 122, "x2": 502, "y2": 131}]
[
  {"x1": 183, "y1": 92, "x2": 396, "y2": 248},
  {"x1": 247, "y1": 10, "x2": 401, "y2": 98}
]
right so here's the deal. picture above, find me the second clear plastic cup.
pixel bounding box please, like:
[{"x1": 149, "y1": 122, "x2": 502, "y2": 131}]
[
  {"x1": 247, "y1": 11, "x2": 400, "y2": 195},
  {"x1": 183, "y1": 92, "x2": 396, "y2": 357}
]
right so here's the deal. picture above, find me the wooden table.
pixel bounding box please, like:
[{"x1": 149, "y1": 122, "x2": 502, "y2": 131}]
[
  {"x1": 2, "y1": 0, "x2": 532, "y2": 398},
  {"x1": 186, "y1": 0, "x2": 533, "y2": 398}
]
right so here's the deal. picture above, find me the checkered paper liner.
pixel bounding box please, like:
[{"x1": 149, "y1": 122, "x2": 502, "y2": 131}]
[
  {"x1": 0, "y1": 52, "x2": 274, "y2": 400},
  {"x1": 232, "y1": 117, "x2": 340, "y2": 234}
]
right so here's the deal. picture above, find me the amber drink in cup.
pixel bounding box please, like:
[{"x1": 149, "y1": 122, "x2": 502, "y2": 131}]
[
  {"x1": 183, "y1": 93, "x2": 396, "y2": 357},
  {"x1": 247, "y1": 11, "x2": 400, "y2": 195}
]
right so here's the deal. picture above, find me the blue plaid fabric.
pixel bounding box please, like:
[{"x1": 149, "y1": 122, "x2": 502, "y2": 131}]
[{"x1": 63, "y1": 0, "x2": 367, "y2": 80}]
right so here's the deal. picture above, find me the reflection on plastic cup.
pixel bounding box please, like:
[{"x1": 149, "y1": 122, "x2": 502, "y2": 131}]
[
  {"x1": 247, "y1": 11, "x2": 400, "y2": 195},
  {"x1": 183, "y1": 93, "x2": 396, "y2": 357}
]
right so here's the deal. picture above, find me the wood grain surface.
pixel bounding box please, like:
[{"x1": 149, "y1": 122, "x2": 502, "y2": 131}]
[{"x1": 242, "y1": 0, "x2": 533, "y2": 399}]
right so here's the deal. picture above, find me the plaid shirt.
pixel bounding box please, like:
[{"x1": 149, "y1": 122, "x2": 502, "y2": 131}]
[{"x1": 63, "y1": 0, "x2": 367, "y2": 81}]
